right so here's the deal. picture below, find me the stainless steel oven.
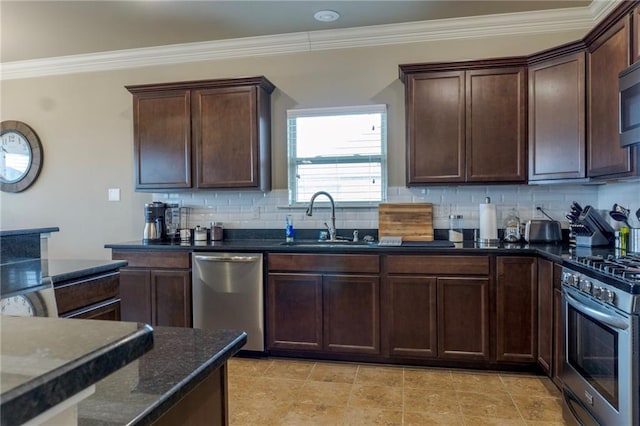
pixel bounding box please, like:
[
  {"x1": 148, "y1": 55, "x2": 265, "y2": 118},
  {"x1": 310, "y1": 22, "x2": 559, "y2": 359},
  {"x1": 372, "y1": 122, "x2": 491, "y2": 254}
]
[{"x1": 561, "y1": 261, "x2": 639, "y2": 426}]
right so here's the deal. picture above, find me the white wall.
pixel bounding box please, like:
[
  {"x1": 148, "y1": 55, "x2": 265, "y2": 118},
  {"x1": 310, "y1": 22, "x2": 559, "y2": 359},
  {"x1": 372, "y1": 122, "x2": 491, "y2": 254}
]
[{"x1": 4, "y1": 27, "x2": 631, "y2": 259}]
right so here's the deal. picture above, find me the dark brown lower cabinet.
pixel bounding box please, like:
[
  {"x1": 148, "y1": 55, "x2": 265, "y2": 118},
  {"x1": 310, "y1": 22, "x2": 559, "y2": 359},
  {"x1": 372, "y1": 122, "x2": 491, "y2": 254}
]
[
  {"x1": 496, "y1": 256, "x2": 538, "y2": 363},
  {"x1": 537, "y1": 258, "x2": 554, "y2": 375},
  {"x1": 55, "y1": 271, "x2": 121, "y2": 321},
  {"x1": 438, "y1": 277, "x2": 490, "y2": 361},
  {"x1": 267, "y1": 273, "x2": 323, "y2": 351},
  {"x1": 383, "y1": 255, "x2": 490, "y2": 362},
  {"x1": 552, "y1": 263, "x2": 564, "y2": 388},
  {"x1": 113, "y1": 250, "x2": 192, "y2": 328},
  {"x1": 267, "y1": 253, "x2": 380, "y2": 356},
  {"x1": 385, "y1": 276, "x2": 437, "y2": 358}
]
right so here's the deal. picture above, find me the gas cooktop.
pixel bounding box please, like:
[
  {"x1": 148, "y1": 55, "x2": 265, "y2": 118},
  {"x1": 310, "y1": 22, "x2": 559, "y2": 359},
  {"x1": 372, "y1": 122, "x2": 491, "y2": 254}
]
[{"x1": 566, "y1": 253, "x2": 640, "y2": 294}]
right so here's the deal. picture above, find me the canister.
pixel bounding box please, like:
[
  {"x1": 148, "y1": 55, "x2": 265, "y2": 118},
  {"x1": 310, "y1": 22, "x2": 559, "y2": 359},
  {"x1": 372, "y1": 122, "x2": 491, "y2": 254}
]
[
  {"x1": 629, "y1": 228, "x2": 640, "y2": 253},
  {"x1": 449, "y1": 215, "x2": 464, "y2": 242},
  {"x1": 211, "y1": 222, "x2": 224, "y2": 241}
]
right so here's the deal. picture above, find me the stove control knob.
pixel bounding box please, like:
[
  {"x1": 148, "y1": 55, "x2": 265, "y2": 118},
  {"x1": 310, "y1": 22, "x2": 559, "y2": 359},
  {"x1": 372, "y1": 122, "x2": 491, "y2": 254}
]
[
  {"x1": 601, "y1": 289, "x2": 615, "y2": 304},
  {"x1": 592, "y1": 286, "x2": 602, "y2": 298},
  {"x1": 580, "y1": 279, "x2": 592, "y2": 293},
  {"x1": 565, "y1": 274, "x2": 579, "y2": 287}
]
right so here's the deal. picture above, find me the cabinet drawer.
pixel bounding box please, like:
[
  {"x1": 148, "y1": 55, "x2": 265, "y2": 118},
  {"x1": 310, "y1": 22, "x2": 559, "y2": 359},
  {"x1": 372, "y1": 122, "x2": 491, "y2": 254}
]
[
  {"x1": 385, "y1": 255, "x2": 489, "y2": 275},
  {"x1": 112, "y1": 250, "x2": 191, "y2": 269},
  {"x1": 268, "y1": 254, "x2": 380, "y2": 273},
  {"x1": 55, "y1": 272, "x2": 119, "y2": 315}
]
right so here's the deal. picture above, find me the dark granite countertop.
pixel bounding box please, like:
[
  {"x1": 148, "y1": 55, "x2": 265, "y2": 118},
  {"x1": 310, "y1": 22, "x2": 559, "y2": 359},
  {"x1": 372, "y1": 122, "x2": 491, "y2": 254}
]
[
  {"x1": 77, "y1": 327, "x2": 247, "y2": 426},
  {"x1": 1, "y1": 259, "x2": 128, "y2": 297},
  {"x1": 106, "y1": 238, "x2": 572, "y2": 261},
  {"x1": 0, "y1": 227, "x2": 60, "y2": 237},
  {"x1": 0, "y1": 316, "x2": 153, "y2": 426},
  {"x1": 46, "y1": 259, "x2": 128, "y2": 285}
]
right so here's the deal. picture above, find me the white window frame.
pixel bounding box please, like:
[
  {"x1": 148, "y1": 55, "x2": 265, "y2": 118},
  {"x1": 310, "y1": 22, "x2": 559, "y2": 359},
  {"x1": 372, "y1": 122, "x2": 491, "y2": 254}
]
[{"x1": 286, "y1": 104, "x2": 388, "y2": 207}]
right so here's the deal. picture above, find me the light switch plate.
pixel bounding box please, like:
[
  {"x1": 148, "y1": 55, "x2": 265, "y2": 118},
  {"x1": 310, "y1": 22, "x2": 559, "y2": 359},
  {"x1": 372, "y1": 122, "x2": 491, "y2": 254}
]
[{"x1": 108, "y1": 188, "x2": 120, "y2": 201}]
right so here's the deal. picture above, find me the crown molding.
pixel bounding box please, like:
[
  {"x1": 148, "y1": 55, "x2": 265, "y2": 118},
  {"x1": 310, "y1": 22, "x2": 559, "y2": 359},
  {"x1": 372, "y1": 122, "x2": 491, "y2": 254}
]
[{"x1": 0, "y1": 2, "x2": 617, "y2": 81}]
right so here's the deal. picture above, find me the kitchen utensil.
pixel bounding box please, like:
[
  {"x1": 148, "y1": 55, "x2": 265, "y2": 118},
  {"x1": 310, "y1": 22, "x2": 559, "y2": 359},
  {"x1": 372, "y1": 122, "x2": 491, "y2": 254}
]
[
  {"x1": 378, "y1": 203, "x2": 433, "y2": 241},
  {"x1": 479, "y1": 197, "x2": 498, "y2": 243},
  {"x1": 610, "y1": 203, "x2": 631, "y2": 227},
  {"x1": 576, "y1": 205, "x2": 615, "y2": 246}
]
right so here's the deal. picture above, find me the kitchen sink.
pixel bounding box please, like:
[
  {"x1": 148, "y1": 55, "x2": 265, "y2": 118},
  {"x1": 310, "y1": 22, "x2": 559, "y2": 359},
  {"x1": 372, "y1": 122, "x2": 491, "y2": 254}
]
[{"x1": 279, "y1": 240, "x2": 375, "y2": 248}]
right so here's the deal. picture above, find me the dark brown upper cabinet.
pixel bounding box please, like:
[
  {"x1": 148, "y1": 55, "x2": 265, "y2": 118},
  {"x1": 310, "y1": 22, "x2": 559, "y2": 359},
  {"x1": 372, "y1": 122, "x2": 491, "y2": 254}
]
[
  {"x1": 127, "y1": 77, "x2": 275, "y2": 191},
  {"x1": 400, "y1": 59, "x2": 527, "y2": 185},
  {"x1": 528, "y1": 44, "x2": 587, "y2": 182},
  {"x1": 585, "y1": 6, "x2": 638, "y2": 178}
]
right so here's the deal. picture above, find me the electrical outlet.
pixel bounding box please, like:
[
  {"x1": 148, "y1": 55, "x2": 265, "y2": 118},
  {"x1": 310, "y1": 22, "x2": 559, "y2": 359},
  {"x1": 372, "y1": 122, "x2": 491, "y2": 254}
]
[
  {"x1": 108, "y1": 188, "x2": 120, "y2": 202},
  {"x1": 252, "y1": 207, "x2": 260, "y2": 219}
]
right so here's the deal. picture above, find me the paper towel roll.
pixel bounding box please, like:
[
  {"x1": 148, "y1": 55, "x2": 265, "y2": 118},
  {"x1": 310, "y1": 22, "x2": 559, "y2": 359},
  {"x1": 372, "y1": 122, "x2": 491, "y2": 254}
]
[{"x1": 479, "y1": 203, "x2": 497, "y2": 241}]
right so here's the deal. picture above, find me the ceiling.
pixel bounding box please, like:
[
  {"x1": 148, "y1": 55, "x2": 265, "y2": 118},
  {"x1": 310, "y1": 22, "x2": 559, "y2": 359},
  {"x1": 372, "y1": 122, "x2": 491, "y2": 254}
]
[{"x1": 1, "y1": 1, "x2": 591, "y2": 63}]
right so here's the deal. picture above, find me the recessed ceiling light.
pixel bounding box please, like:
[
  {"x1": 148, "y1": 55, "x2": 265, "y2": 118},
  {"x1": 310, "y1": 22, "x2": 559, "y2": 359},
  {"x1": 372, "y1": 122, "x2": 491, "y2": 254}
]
[{"x1": 314, "y1": 10, "x2": 340, "y2": 23}]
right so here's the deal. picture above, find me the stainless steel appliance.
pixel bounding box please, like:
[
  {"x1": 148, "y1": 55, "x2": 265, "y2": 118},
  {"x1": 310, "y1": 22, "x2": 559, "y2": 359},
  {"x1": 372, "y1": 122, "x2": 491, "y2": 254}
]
[
  {"x1": 143, "y1": 202, "x2": 164, "y2": 241},
  {"x1": 619, "y1": 61, "x2": 640, "y2": 147},
  {"x1": 561, "y1": 254, "x2": 640, "y2": 425},
  {"x1": 192, "y1": 252, "x2": 264, "y2": 352}
]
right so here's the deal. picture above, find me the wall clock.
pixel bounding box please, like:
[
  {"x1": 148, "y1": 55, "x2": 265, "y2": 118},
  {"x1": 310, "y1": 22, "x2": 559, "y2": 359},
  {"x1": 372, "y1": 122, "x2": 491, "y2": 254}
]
[
  {"x1": 1, "y1": 120, "x2": 44, "y2": 193},
  {"x1": 0, "y1": 293, "x2": 47, "y2": 317}
]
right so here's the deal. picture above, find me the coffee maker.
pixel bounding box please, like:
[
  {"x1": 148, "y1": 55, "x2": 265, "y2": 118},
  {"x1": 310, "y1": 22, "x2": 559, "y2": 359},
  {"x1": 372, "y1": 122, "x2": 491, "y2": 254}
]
[{"x1": 143, "y1": 202, "x2": 167, "y2": 241}]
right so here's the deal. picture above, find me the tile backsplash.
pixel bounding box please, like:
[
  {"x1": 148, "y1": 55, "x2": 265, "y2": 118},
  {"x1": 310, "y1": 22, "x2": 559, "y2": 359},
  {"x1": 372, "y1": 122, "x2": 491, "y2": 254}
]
[{"x1": 151, "y1": 182, "x2": 637, "y2": 232}]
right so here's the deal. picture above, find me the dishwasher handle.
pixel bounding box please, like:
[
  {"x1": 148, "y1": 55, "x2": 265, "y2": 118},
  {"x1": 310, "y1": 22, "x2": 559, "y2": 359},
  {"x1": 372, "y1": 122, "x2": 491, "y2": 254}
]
[{"x1": 194, "y1": 255, "x2": 260, "y2": 263}]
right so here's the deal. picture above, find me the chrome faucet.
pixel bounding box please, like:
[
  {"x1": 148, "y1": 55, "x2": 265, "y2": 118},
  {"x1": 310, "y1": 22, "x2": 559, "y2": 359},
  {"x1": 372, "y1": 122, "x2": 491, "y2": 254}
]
[{"x1": 306, "y1": 191, "x2": 337, "y2": 241}]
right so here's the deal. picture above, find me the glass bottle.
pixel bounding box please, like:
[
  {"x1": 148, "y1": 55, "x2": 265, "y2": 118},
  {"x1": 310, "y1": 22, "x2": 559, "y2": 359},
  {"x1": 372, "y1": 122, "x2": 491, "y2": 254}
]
[{"x1": 503, "y1": 208, "x2": 521, "y2": 242}]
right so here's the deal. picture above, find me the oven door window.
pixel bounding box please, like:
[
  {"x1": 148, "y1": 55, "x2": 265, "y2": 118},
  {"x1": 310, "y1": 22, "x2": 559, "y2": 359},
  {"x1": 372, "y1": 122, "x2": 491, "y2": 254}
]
[{"x1": 567, "y1": 304, "x2": 619, "y2": 409}]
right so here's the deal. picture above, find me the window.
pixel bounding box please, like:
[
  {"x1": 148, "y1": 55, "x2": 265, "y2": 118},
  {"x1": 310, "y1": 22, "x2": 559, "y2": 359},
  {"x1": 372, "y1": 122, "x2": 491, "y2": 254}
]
[{"x1": 287, "y1": 104, "x2": 387, "y2": 205}]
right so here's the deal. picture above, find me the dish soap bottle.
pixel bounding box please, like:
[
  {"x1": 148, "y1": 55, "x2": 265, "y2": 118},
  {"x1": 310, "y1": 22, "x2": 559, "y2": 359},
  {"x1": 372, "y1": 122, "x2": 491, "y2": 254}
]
[
  {"x1": 285, "y1": 215, "x2": 294, "y2": 242},
  {"x1": 503, "y1": 208, "x2": 521, "y2": 242}
]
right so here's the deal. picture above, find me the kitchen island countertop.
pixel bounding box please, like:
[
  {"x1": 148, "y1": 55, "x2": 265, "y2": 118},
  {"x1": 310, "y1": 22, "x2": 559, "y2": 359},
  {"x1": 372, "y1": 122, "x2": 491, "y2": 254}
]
[
  {"x1": 0, "y1": 316, "x2": 153, "y2": 426},
  {"x1": 77, "y1": 326, "x2": 247, "y2": 425}
]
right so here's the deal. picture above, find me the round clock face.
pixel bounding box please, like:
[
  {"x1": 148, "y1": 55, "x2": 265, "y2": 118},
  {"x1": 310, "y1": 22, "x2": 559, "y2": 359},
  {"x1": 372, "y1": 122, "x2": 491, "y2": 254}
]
[
  {"x1": 0, "y1": 120, "x2": 44, "y2": 193},
  {"x1": 1, "y1": 130, "x2": 32, "y2": 183},
  {"x1": 1, "y1": 295, "x2": 36, "y2": 317}
]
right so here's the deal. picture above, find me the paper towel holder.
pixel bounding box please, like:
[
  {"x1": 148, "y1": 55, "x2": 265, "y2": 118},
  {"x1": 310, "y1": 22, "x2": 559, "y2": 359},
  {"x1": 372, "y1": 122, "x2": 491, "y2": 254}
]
[{"x1": 477, "y1": 197, "x2": 500, "y2": 246}]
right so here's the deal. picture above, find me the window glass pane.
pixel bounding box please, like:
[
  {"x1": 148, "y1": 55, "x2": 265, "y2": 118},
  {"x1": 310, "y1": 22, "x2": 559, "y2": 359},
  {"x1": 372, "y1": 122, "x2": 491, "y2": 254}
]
[
  {"x1": 287, "y1": 105, "x2": 387, "y2": 205},
  {"x1": 296, "y1": 114, "x2": 382, "y2": 157}
]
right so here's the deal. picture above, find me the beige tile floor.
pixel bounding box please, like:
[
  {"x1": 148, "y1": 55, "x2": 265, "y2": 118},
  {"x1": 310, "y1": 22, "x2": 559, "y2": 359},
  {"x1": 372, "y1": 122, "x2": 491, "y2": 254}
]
[{"x1": 227, "y1": 357, "x2": 567, "y2": 425}]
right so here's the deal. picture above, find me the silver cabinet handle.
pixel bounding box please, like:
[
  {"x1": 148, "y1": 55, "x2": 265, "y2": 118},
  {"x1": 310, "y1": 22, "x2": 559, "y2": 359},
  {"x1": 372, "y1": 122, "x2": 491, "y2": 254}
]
[
  {"x1": 194, "y1": 255, "x2": 260, "y2": 263},
  {"x1": 565, "y1": 291, "x2": 629, "y2": 331}
]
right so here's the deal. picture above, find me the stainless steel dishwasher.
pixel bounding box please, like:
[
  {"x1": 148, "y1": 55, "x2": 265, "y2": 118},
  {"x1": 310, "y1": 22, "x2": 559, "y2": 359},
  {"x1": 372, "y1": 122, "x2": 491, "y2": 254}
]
[{"x1": 192, "y1": 252, "x2": 264, "y2": 352}]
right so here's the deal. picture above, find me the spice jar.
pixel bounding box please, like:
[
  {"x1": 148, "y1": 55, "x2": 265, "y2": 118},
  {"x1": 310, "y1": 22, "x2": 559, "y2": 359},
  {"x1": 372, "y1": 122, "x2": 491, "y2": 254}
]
[{"x1": 448, "y1": 215, "x2": 464, "y2": 242}]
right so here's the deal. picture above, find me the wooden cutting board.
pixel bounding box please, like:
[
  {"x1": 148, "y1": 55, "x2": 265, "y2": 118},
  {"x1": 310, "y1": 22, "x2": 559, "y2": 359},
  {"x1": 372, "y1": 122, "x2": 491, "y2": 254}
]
[{"x1": 378, "y1": 203, "x2": 434, "y2": 241}]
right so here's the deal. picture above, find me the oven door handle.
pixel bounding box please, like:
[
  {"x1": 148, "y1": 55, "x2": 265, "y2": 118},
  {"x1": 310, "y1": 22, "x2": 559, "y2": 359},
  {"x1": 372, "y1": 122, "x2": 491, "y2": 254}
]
[{"x1": 565, "y1": 292, "x2": 629, "y2": 330}]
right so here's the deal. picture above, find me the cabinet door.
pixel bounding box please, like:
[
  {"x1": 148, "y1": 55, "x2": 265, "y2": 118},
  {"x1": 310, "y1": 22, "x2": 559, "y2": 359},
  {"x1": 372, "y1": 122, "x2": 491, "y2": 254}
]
[
  {"x1": 537, "y1": 258, "x2": 553, "y2": 375},
  {"x1": 384, "y1": 276, "x2": 437, "y2": 359},
  {"x1": 634, "y1": 6, "x2": 640, "y2": 63},
  {"x1": 193, "y1": 86, "x2": 261, "y2": 189},
  {"x1": 552, "y1": 262, "x2": 564, "y2": 389},
  {"x1": 588, "y1": 16, "x2": 636, "y2": 177},
  {"x1": 119, "y1": 269, "x2": 152, "y2": 324},
  {"x1": 132, "y1": 90, "x2": 192, "y2": 190},
  {"x1": 438, "y1": 277, "x2": 490, "y2": 361},
  {"x1": 529, "y1": 52, "x2": 586, "y2": 181},
  {"x1": 151, "y1": 270, "x2": 192, "y2": 327},
  {"x1": 466, "y1": 67, "x2": 527, "y2": 182},
  {"x1": 267, "y1": 273, "x2": 323, "y2": 351},
  {"x1": 496, "y1": 257, "x2": 538, "y2": 363},
  {"x1": 405, "y1": 71, "x2": 465, "y2": 184},
  {"x1": 323, "y1": 274, "x2": 380, "y2": 355}
]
